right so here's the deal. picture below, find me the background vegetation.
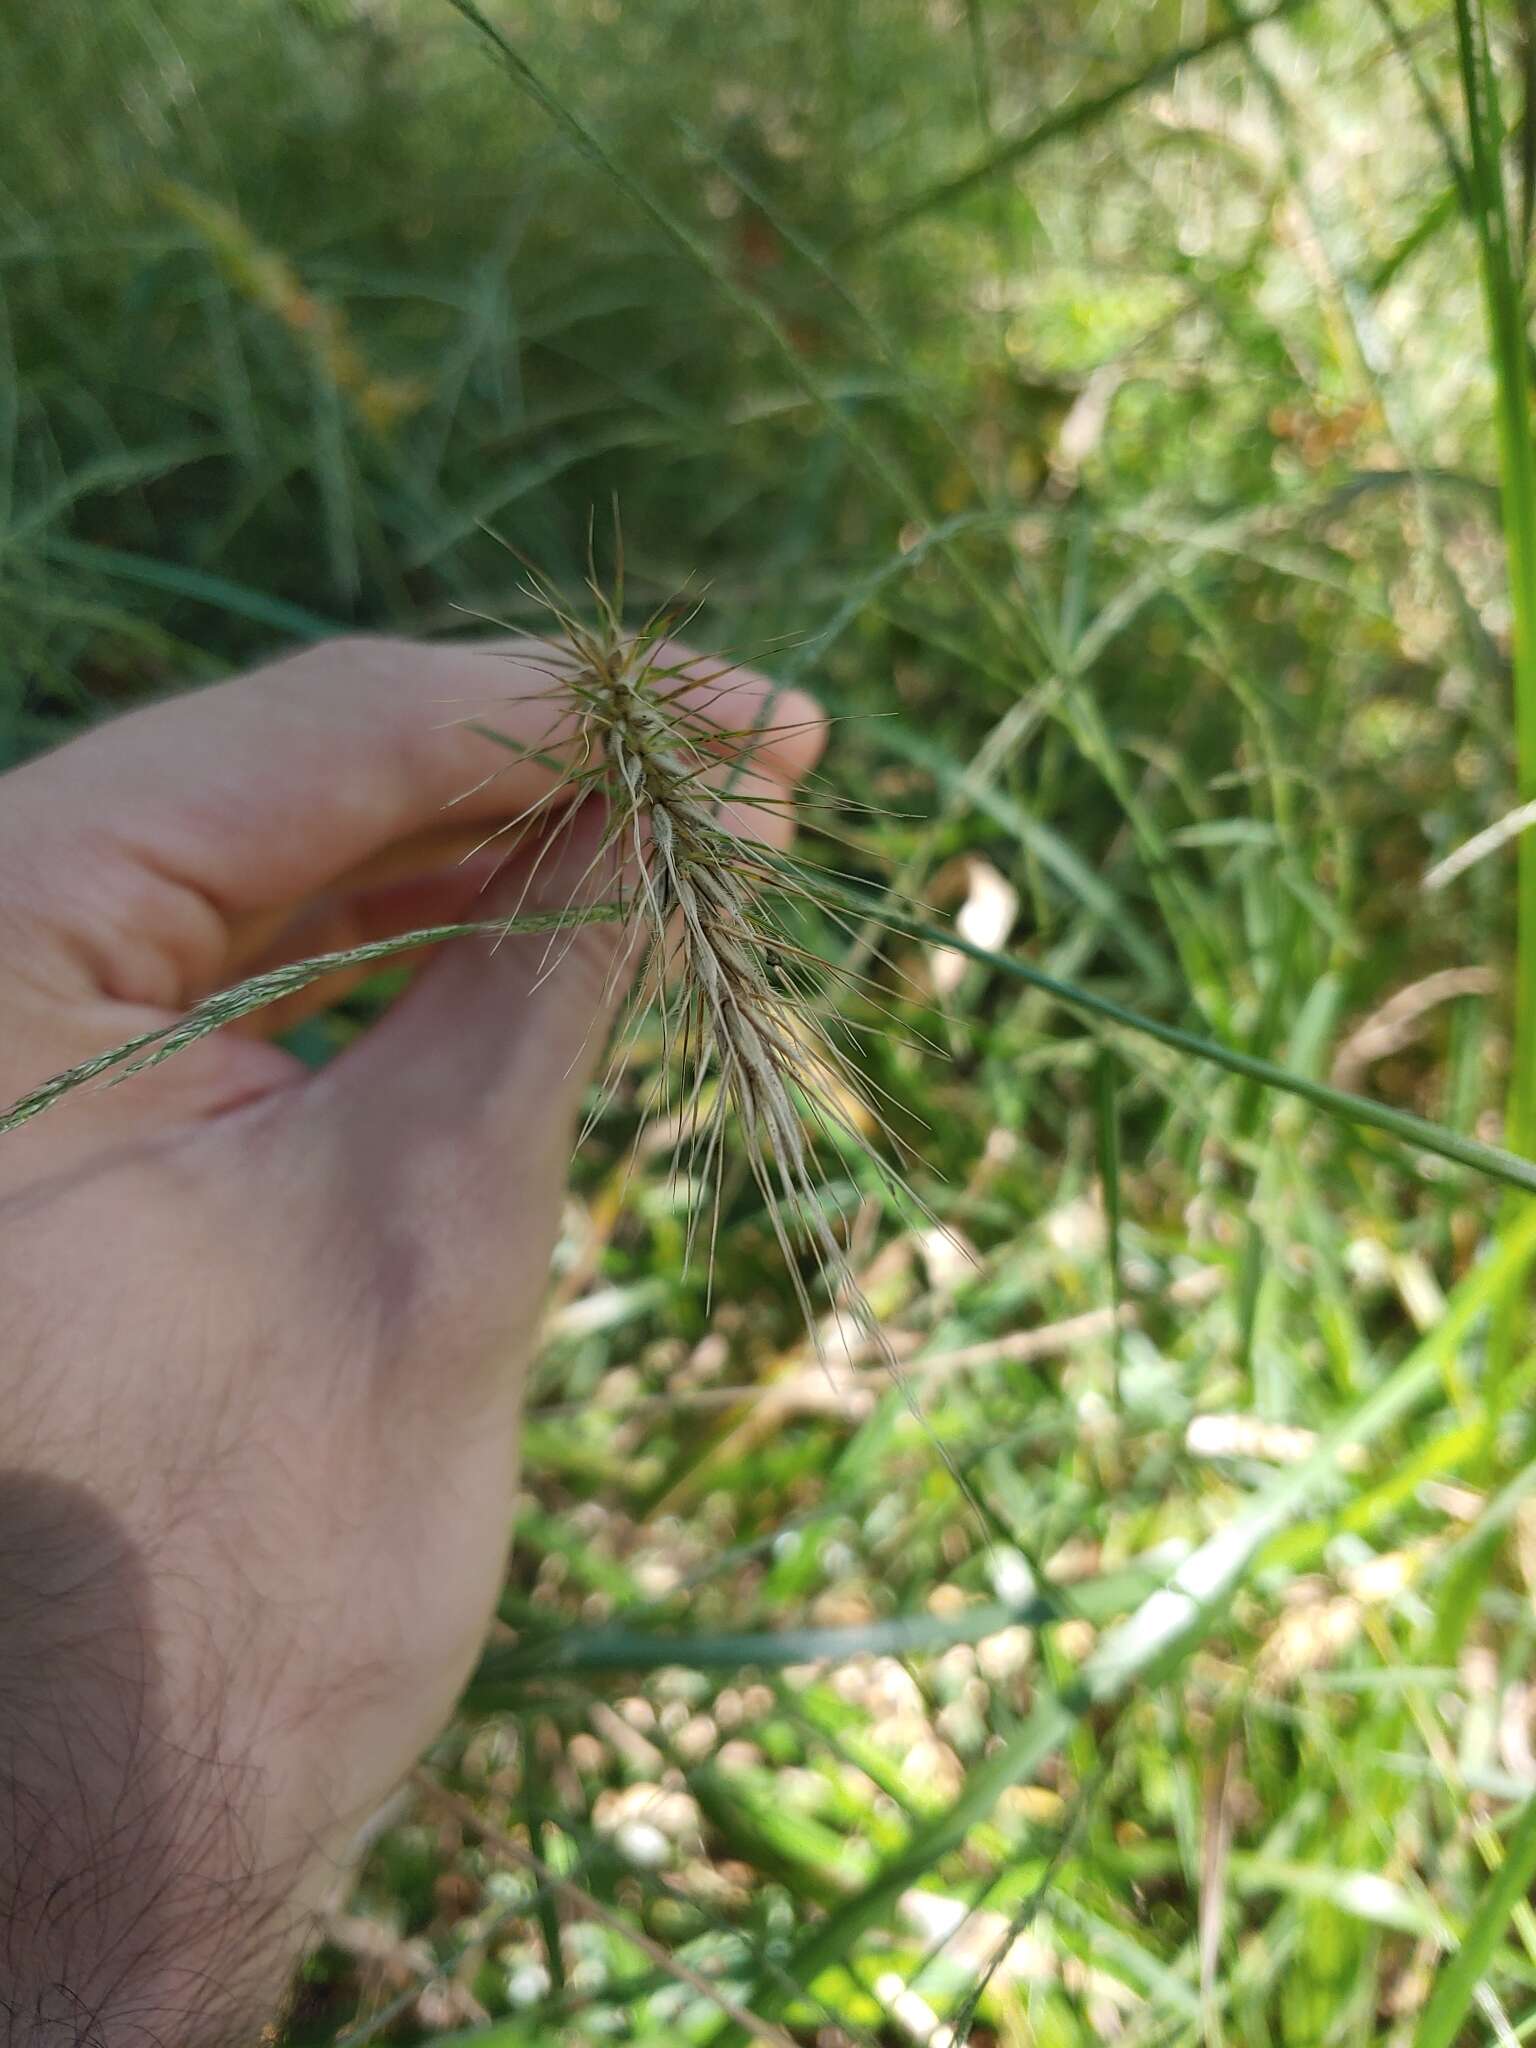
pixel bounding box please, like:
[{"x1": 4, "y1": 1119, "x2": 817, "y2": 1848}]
[{"x1": 9, "y1": 0, "x2": 1536, "y2": 2039}]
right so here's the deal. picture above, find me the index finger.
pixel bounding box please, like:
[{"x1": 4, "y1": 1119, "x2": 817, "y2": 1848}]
[{"x1": 2, "y1": 634, "x2": 825, "y2": 1009}]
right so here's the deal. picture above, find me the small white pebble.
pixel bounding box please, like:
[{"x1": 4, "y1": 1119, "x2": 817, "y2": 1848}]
[
  {"x1": 615, "y1": 1819, "x2": 672, "y2": 1869},
  {"x1": 505, "y1": 1962, "x2": 551, "y2": 2009},
  {"x1": 988, "y1": 1546, "x2": 1036, "y2": 1609}
]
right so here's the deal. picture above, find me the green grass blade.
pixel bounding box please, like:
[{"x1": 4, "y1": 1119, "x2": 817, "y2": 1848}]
[
  {"x1": 1367, "y1": 0, "x2": 1474, "y2": 211},
  {"x1": 441, "y1": 0, "x2": 1049, "y2": 679},
  {"x1": 869, "y1": 715, "x2": 1173, "y2": 987},
  {"x1": 439, "y1": 0, "x2": 931, "y2": 532},
  {"x1": 468, "y1": 1594, "x2": 1067, "y2": 1694},
  {"x1": 1412, "y1": 1791, "x2": 1536, "y2": 2048},
  {"x1": 1454, "y1": 0, "x2": 1536, "y2": 1389},
  {"x1": 708, "y1": 1209, "x2": 1536, "y2": 2045},
  {"x1": 0, "y1": 440, "x2": 227, "y2": 560},
  {"x1": 1367, "y1": 182, "x2": 1462, "y2": 294},
  {"x1": 38, "y1": 536, "x2": 348, "y2": 640},
  {"x1": 1094, "y1": 1046, "x2": 1123, "y2": 1393},
  {"x1": 797, "y1": 863, "x2": 1536, "y2": 1198},
  {"x1": 848, "y1": 0, "x2": 1312, "y2": 248}
]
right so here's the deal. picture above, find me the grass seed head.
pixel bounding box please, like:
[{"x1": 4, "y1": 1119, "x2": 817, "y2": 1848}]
[{"x1": 489, "y1": 561, "x2": 910, "y2": 1339}]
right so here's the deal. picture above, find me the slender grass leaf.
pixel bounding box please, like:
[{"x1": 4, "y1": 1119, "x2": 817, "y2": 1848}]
[
  {"x1": 848, "y1": 0, "x2": 1312, "y2": 248},
  {"x1": 1413, "y1": 1791, "x2": 1536, "y2": 2048}
]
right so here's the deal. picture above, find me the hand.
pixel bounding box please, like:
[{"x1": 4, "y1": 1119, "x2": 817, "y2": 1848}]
[{"x1": 0, "y1": 636, "x2": 822, "y2": 2042}]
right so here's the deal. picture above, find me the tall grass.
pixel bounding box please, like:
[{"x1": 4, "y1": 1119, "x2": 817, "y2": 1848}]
[
  {"x1": 14, "y1": 0, "x2": 1536, "y2": 2041},
  {"x1": 1454, "y1": 0, "x2": 1536, "y2": 1415}
]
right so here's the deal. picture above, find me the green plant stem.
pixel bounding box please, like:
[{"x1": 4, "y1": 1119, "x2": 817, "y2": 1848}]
[
  {"x1": 1454, "y1": 0, "x2": 1536, "y2": 1393},
  {"x1": 441, "y1": 0, "x2": 1053, "y2": 685},
  {"x1": 845, "y1": 0, "x2": 1313, "y2": 248},
  {"x1": 1412, "y1": 1789, "x2": 1536, "y2": 2048},
  {"x1": 795, "y1": 862, "x2": 1536, "y2": 1199}
]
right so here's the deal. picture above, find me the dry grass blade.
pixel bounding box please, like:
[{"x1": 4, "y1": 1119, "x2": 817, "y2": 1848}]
[
  {"x1": 1330, "y1": 967, "x2": 1498, "y2": 1091},
  {"x1": 0, "y1": 909, "x2": 618, "y2": 1138}
]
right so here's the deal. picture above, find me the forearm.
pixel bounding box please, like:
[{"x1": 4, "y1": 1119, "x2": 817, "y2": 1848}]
[{"x1": 0, "y1": 1474, "x2": 301, "y2": 2046}]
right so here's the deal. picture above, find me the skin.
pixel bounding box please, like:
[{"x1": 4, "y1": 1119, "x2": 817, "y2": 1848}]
[{"x1": 0, "y1": 635, "x2": 823, "y2": 2042}]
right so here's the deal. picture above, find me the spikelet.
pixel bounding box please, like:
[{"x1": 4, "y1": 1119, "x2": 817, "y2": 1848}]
[
  {"x1": 481, "y1": 563, "x2": 994, "y2": 1530},
  {"x1": 469, "y1": 555, "x2": 919, "y2": 1344}
]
